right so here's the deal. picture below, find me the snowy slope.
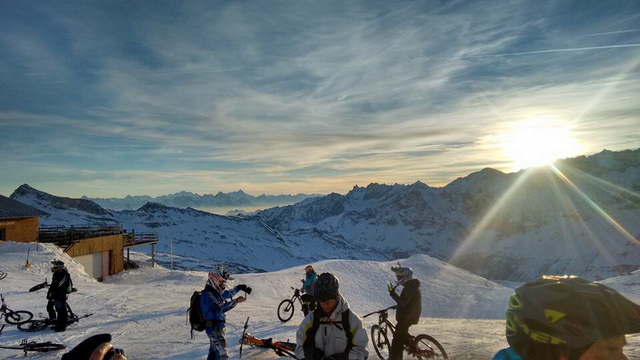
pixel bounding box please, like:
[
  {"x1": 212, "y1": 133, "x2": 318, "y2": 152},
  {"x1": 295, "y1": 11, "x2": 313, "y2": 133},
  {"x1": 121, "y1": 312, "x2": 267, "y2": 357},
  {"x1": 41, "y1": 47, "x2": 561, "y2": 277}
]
[
  {"x1": 2, "y1": 242, "x2": 639, "y2": 359},
  {"x1": 0, "y1": 241, "x2": 517, "y2": 359}
]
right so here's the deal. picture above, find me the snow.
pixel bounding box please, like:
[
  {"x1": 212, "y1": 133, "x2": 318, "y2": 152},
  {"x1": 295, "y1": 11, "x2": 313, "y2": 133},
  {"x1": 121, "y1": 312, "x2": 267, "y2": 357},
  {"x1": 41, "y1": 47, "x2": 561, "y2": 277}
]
[{"x1": 2, "y1": 241, "x2": 639, "y2": 359}]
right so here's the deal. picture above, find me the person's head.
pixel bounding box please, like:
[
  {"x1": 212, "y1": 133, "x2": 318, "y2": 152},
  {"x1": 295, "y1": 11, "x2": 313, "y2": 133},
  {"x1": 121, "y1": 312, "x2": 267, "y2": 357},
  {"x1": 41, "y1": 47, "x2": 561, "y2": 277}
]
[
  {"x1": 207, "y1": 270, "x2": 227, "y2": 294},
  {"x1": 391, "y1": 264, "x2": 413, "y2": 286},
  {"x1": 216, "y1": 266, "x2": 233, "y2": 281},
  {"x1": 51, "y1": 260, "x2": 65, "y2": 273},
  {"x1": 305, "y1": 265, "x2": 315, "y2": 275},
  {"x1": 315, "y1": 272, "x2": 340, "y2": 314},
  {"x1": 505, "y1": 275, "x2": 640, "y2": 360}
]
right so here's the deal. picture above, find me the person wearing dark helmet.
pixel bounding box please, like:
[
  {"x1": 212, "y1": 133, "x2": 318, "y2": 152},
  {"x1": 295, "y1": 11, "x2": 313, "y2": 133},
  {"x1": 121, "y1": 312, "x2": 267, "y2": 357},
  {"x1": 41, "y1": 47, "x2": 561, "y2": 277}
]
[
  {"x1": 47, "y1": 260, "x2": 73, "y2": 332},
  {"x1": 388, "y1": 264, "x2": 421, "y2": 360},
  {"x1": 493, "y1": 275, "x2": 640, "y2": 360},
  {"x1": 295, "y1": 272, "x2": 369, "y2": 360}
]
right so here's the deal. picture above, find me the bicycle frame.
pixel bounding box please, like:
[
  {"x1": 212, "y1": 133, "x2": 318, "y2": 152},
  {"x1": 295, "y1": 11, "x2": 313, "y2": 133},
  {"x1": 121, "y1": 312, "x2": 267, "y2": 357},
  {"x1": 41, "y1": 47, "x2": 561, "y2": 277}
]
[{"x1": 289, "y1": 287, "x2": 303, "y2": 305}]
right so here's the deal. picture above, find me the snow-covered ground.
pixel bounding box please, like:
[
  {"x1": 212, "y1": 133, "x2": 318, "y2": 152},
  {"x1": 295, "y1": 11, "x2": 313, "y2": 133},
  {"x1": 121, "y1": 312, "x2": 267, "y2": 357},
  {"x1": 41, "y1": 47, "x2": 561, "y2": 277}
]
[{"x1": 1, "y1": 242, "x2": 639, "y2": 359}]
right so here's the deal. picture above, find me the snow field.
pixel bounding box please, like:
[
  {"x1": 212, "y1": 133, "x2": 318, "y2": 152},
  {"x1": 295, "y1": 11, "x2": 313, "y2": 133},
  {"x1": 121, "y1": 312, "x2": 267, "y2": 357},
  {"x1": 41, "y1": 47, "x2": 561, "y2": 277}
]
[{"x1": 1, "y1": 242, "x2": 639, "y2": 359}]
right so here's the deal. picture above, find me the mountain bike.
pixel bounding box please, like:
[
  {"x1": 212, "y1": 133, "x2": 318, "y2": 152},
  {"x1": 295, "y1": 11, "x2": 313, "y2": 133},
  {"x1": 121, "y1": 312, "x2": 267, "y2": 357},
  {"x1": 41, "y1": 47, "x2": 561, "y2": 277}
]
[
  {"x1": 0, "y1": 339, "x2": 66, "y2": 356},
  {"x1": 239, "y1": 317, "x2": 298, "y2": 359},
  {"x1": 363, "y1": 306, "x2": 448, "y2": 360},
  {"x1": 18, "y1": 303, "x2": 92, "y2": 332},
  {"x1": 277, "y1": 287, "x2": 312, "y2": 322},
  {"x1": 0, "y1": 294, "x2": 33, "y2": 325}
]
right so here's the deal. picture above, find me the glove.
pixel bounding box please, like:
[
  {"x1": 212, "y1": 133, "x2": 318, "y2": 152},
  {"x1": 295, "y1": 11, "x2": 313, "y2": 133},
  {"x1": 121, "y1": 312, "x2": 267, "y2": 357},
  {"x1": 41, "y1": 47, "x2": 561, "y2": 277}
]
[
  {"x1": 245, "y1": 286, "x2": 252, "y2": 294},
  {"x1": 304, "y1": 348, "x2": 324, "y2": 360},
  {"x1": 388, "y1": 283, "x2": 395, "y2": 293},
  {"x1": 237, "y1": 284, "x2": 250, "y2": 293}
]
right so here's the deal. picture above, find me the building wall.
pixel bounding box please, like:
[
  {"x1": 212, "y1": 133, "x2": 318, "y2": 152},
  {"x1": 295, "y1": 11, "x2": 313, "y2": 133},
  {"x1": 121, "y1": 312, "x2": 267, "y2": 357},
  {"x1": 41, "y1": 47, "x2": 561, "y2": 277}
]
[
  {"x1": 0, "y1": 217, "x2": 38, "y2": 243},
  {"x1": 66, "y1": 234, "x2": 124, "y2": 275}
]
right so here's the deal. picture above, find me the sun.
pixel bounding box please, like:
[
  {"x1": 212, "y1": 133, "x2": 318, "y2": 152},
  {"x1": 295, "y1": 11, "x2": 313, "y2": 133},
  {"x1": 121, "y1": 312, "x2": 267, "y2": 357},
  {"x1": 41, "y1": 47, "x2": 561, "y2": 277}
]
[{"x1": 500, "y1": 117, "x2": 582, "y2": 170}]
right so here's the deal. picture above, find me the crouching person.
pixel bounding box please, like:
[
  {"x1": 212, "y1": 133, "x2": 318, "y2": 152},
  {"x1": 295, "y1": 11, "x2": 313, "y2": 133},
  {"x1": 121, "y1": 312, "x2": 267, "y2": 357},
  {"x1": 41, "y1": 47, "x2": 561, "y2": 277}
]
[
  {"x1": 201, "y1": 268, "x2": 250, "y2": 360},
  {"x1": 296, "y1": 272, "x2": 369, "y2": 360}
]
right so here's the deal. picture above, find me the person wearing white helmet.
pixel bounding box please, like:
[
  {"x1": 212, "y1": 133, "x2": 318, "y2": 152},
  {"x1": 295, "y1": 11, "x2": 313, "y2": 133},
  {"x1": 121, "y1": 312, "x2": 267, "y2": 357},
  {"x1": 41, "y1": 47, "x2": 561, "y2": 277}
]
[
  {"x1": 388, "y1": 263, "x2": 421, "y2": 360},
  {"x1": 200, "y1": 267, "x2": 251, "y2": 360}
]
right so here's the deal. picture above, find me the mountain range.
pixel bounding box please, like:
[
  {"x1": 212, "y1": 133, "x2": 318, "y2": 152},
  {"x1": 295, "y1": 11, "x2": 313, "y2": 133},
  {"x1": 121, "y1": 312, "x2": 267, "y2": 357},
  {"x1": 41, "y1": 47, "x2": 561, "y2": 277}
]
[
  {"x1": 9, "y1": 148, "x2": 640, "y2": 281},
  {"x1": 83, "y1": 190, "x2": 321, "y2": 211}
]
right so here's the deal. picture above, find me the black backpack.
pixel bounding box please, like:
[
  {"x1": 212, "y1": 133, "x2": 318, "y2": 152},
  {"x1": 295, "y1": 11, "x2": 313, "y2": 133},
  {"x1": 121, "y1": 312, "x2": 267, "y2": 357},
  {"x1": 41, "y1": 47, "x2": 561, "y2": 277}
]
[
  {"x1": 303, "y1": 308, "x2": 354, "y2": 353},
  {"x1": 187, "y1": 291, "x2": 205, "y2": 338}
]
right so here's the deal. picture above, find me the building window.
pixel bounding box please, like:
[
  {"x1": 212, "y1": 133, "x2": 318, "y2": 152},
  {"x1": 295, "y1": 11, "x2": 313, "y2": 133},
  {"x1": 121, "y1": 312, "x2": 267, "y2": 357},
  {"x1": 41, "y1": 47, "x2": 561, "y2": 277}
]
[{"x1": 0, "y1": 228, "x2": 5, "y2": 241}]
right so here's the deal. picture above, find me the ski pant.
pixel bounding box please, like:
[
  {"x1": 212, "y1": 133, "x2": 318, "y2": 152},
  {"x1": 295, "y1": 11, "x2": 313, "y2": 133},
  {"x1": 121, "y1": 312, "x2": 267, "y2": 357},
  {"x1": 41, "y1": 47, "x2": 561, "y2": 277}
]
[
  {"x1": 301, "y1": 294, "x2": 316, "y2": 314},
  {"x1": 207, "y1": 327, "x2": 227, "y2": 360},
  {"x1": 389, "y1": 321, "x2": 411, "y2": 360},
  {"x1": 47, "y1": 299, "x2": 68, "y2": 331}
]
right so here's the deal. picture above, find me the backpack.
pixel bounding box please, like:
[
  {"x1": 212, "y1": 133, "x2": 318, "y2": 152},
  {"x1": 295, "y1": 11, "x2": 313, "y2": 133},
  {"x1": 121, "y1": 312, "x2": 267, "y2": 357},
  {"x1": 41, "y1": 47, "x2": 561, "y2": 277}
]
[
  {"x1": 187, "y1": 291, "x2": 205, "y2": 338},
  {"x1": 303, "y1": 308, "x2": 354, "y2": 353}
]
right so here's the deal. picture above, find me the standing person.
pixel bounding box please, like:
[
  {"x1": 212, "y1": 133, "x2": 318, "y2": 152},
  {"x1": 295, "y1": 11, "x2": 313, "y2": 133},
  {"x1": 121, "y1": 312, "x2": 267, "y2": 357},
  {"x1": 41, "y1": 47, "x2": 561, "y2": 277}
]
[
  {"x1": 388, "y1": 264, "x2": 421, "y2": 360},
  {"x1": 301, "y1": 265, "x2": 318, "y2": 315},
  {"x1": 295, "y1": 272, "x2": 369, "y2": 360},
  {"x1": 493, "y1": 275, "x2": 640, "y2": 360},
  {"x1": 47, "y1": 260, "x2": 73, "y2": 332},
  {"x1": 200, "y1": 268, "x2": 251, "y2": 360}
]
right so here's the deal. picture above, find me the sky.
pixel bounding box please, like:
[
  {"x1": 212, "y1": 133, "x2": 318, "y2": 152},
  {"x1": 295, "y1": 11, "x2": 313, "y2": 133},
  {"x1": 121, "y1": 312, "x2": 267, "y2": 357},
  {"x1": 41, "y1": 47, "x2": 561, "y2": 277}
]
[{"x1": 1, "y1": 0, "x2": 639, "y2": 198}]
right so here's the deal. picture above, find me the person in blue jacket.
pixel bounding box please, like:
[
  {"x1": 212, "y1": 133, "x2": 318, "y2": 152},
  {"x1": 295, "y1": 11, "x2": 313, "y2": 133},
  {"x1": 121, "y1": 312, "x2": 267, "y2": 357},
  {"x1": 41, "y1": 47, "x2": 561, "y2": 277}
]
[
  {"x1": 300, "y1": 265, "x2": 318, "y2": 315},
  {"x1": 200, "y1": 268, "x2": 251, "y2": 360},
  {"x1": 493, "y1": 275, "x2": 640, "y2": 360}
]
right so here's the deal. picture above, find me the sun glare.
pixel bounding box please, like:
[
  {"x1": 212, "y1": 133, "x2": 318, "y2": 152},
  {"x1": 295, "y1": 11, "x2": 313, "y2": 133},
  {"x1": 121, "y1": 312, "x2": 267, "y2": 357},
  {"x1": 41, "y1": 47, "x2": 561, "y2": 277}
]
[{"x1": 500, "y1": 117, "x2": 582, "y2": 170}]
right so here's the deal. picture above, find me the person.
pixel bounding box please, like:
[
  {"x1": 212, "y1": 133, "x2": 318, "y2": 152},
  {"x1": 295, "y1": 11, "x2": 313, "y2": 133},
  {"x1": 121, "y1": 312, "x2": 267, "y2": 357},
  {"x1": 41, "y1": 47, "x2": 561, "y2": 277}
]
[
  {"x1": 301, "y1": 265, "x2": 318, "y2": 315},
  {"x1": 200, "y1": 267, "x2": 251, "y2": 360},
  {"x1": 47, "y1": 259, "x2": 73, "y2": 332},
  {"x1": 493, "y1": 275, "x2": 640, "y2": 360},
  {"x1": 295, "y1": 272, "x2": 369, "y2": 360},
  {"x1": 387, "y1": 264, "x2": 421, "y2": 360}
]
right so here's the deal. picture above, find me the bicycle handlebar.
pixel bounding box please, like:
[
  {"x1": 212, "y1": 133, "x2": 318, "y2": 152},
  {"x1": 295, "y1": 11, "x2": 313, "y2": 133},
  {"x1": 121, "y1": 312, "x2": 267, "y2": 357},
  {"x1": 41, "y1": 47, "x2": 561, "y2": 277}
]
[{"x1": 363, "y1": 305, "x2": 396, "y2": 318}]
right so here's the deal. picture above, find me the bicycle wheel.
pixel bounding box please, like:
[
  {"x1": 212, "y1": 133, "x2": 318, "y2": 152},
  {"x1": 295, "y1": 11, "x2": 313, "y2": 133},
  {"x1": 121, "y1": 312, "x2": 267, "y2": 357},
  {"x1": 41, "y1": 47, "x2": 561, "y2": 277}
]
[
  {"x1": 26, "y1": 342, "x2": 66, "y2": 352},
  {"x1": 277, "y1": 299, "x2": 295, "y2": 322},
  {"x1": 17, "y1": 319, "x2": 49, "y2": 332},
  {"x1": 5, "y1": 310, "x2": 33, "y2": 325},
  {"x1": 371, "y1": 324, "x2": 391, "y2": 360},
  {"x1": 412, "y1": 334, "x2": 448, "y2": 359}
]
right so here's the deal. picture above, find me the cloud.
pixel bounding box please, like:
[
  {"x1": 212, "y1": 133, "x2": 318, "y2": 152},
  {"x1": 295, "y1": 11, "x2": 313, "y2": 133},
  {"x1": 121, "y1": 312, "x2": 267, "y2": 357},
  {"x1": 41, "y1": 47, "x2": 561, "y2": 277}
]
[{"x1": 1, "y1": 0, "x2": 640, "y2": 196}]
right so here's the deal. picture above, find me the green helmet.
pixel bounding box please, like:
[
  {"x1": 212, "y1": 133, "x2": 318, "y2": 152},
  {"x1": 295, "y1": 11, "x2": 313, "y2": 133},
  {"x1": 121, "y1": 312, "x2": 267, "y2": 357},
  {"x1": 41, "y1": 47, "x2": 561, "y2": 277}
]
[{"x1": 506, "y1": 275, "x2": 640, "y2": 357}]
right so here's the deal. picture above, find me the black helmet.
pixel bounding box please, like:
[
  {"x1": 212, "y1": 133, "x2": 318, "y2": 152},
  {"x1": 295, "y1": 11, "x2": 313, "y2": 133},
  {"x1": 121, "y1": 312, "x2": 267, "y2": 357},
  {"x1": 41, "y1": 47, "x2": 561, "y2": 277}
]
[
  {"x1": 314, "y1": 273, "x2": 339, "y2": 302},
  {"x1": 506, "y1": 275, "x2": 640, "y2": 357},
  {"x1": 51, "y1": 260, "x2": 65, "y2": 273}
]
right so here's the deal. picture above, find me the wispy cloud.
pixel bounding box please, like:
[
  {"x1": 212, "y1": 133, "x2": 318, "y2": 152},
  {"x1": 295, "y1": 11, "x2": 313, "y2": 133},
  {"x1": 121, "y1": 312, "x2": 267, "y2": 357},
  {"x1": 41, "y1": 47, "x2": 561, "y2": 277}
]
[{"x1": 1, "y1": 0, "x2": 639, "y2": 197}]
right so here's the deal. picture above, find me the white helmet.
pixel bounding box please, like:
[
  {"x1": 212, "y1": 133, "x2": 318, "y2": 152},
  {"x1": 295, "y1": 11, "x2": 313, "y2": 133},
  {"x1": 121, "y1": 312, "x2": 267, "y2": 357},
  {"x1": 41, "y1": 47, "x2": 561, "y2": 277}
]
[
  {"x1": 391, "y1": 263, "x2": 413, "y2": 286},
  {"x1": 207, "y1": 271, "x2": 227, "y2": 293}
]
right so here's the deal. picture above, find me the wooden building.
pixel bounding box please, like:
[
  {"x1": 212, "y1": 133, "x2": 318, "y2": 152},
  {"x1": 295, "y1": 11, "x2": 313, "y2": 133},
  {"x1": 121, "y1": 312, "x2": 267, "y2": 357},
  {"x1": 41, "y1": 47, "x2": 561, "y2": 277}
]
[
  {"x1": 1, "y1": 195, "x2": 157, "y2": 281},
  {"x1": 0, "y1": 194, "x2": 48, "y2": 242}
]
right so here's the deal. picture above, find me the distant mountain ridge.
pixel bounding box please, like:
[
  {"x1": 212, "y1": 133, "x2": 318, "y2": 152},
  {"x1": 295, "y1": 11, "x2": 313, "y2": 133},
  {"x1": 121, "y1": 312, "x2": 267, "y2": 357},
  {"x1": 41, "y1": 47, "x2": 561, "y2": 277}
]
[
  {"x1": 9, "y1": 148, "x2": 640, "y2": 281},
  {"x1": 82, "y1": 190, "x2": 322, "y2": 211}
]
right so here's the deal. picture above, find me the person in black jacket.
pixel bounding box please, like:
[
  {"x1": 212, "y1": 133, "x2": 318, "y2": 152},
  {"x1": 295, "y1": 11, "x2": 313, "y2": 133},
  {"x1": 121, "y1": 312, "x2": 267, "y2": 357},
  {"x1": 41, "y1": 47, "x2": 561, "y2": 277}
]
[
  {"x1": 47, "y1": 260, "x2": 73, "y2": 332},
  {"x1": 388, "y1": 264, "x2": 421, "y2": 360}
]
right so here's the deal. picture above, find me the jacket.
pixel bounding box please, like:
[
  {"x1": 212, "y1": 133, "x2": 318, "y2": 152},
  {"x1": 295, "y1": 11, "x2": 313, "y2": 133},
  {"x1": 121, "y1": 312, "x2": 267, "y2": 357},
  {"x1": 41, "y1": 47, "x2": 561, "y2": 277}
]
[
  {"x1": 303, "y1": 271, "x2": 318, "y2": 296},
  {"x1": 493, "y1": 347, "x2": 522, "y2": 360},
  {"x1": 200, "y1": 285, "x2": 240, "y2": 333},
  {"x1": 48, "y1": 270, "x2": 72, "y2": 302},
  {"x1": 295, "y1": 294, "x2": 369, "y2": 360},
  {"x1": 390, "y1": 278, "x2": 421, "y2": 325}
]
